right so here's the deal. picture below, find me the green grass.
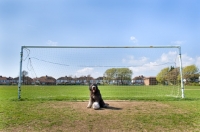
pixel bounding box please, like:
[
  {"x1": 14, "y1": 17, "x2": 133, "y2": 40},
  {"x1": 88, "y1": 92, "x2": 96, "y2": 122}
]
[
  {"x1": 0, "y1": 85, "x2": 200, "y2": 131},
  {"x1": 0, "y1": 85, "x2": 193, "y2": 101}
]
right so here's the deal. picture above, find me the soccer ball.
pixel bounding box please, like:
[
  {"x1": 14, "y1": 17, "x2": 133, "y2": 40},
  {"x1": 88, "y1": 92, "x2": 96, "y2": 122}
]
[{"x1": 92, "y1": 102, "x2": 100, "y2": 110}]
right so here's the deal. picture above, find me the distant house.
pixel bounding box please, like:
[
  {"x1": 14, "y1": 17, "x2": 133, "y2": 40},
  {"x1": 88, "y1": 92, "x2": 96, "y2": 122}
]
[
  {"x1": 13, "y1": 77, "x2": 19, "y2": 84},
  {"x1": 132, "y1": 76, "x2": 145, "y2": 85},
  {"x1": 77, "y1": 76, "x2": 87, "y2": 84},
  {"x1": 7, "y1": 77, "x2": 14, "y2": 84},
  {"x1": 12, "y1": 76, "x2": 33, "y2": 85},
  {"x1": 87, "y1": 76, "x2": 94, "y2": 84},
  {"x1": 143, "y1": 77, "x2": 157, "y2": 85},
  {"x1": 0, "y1": 76, "x2": 8, "y2": 85},
  {"x1": 56, "y1": 76, "x2": 104, "y2": 85},
  {"x1": 32, "y1": 78, "x2": 40, "y2": 85},
  {"x1": 95, "y1": 77, "x2": 104, "y2": 85},
  {"x1": 0, "y1": 76, "x2": 14, "y2": 85},
  {"x1": 88, "y1": 77, "x2": 104, "y2": 85},
  {"x1": 56, "y1": 76, "x2": 75, "y2": 85},
  {"x1": 56, "y1": 76, "x2": 72, "y2": 84},
  {"x1": 38, "y1": 75, "x2": 56, "y2": 85},
  {"x1": 22, "y1": 76, "x2": 33, "y2": 85}
]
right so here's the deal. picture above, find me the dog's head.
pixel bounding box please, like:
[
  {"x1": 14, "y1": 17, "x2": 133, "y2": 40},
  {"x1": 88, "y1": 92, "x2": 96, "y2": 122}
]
[{"x1": 89, "y1": 84, "x2": 98, "y2": 94}]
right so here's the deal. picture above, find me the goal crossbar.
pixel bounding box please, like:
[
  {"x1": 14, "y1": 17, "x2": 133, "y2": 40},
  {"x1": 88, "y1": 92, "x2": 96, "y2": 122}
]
[{"x1": 22, "y1": 45, "x2": 181, "y2": 49}]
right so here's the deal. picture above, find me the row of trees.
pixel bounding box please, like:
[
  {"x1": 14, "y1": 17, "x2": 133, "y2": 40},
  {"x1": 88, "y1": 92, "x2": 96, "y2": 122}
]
[
  {"x1": 156, "y1": 65, "x2": 199, "y2": 85},
  {"x1": 104, "y1": 65, "x2": 199, "y2": 86},
  {"x1": 20, "y1": 68, "x2": 133, "y2": 85}
]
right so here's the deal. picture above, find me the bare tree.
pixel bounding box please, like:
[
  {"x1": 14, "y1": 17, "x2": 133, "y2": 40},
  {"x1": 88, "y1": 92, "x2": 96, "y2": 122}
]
[{"x1": 22, "y1": 70, "x2": 28, "y2": 85}]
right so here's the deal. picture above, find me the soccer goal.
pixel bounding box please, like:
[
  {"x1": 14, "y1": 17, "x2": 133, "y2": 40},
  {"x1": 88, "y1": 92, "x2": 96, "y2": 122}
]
[{"x1": 18, "y1": 46, "x2": 184, "y2": 100}]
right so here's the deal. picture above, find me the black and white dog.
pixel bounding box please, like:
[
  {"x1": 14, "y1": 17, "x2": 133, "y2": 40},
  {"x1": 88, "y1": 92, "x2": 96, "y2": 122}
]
[{"x1": 87, "y1": 84, "x2": 109, "y2": 108}]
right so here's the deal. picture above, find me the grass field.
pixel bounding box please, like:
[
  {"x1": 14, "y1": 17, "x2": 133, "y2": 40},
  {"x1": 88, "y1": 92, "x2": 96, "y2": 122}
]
[
  {"x1": 0, "y1": 85, "x2": 200, "y2": 131},
  {"x1": 0, "y1": 85, "x2": 186, "y2": 101}
]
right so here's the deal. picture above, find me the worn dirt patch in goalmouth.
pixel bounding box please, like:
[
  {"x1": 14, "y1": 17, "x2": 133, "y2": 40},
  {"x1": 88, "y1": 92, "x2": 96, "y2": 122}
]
[{"x1": 50, "y1": 100, "x2": 186, "y2": 114}]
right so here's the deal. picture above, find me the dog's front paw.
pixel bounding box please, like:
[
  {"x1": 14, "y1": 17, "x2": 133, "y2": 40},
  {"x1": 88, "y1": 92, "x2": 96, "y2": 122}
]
[
  {"x1": 87, "y1": 99, "x2": 92, "y2": 108},
  {"x1": 87, "y1": 105, "x2": 92, "y2": 108},
  {"x1": 87, "y1": 103, "x2": 92, "y2": 108}
]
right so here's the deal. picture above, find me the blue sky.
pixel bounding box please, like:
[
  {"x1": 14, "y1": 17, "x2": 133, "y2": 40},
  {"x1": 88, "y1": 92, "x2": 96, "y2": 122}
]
[{"x1": 0, "y1": 0, "x2": 200, "y2": 78}]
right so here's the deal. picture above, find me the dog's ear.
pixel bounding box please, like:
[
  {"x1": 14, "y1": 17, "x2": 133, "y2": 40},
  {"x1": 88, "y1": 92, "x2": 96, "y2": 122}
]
[
  {"x1": 95, "y1": 84, "x2": 99, "y2": 90},
  {"x1": 91, "y1": 84, "x2": 99, "y2": 91}
]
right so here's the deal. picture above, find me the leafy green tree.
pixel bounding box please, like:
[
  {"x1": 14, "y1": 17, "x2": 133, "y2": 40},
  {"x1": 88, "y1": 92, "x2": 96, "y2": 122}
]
[
  {"x1": 182, "y1": 65, "x2": 199, "y2": 83},
  {"x1": 157, "y1": 66, "x2": 180, "y2": 85},
  {"x1": 157, "y1": 65, "x2": 199, "y2": 85},
  {"x1": 116, "y1": 68, "x2": 132, "y2": 85},
  {"x1": 103, "y1": 68, "x2": 117, "y2": 84},
  {"x1": 166, "y1": 67, "x2": 180, "y2": 85},
  {"x1": 103, "y1": 68, "x2": 132, "y2": 85},
  {"x1": 156, "y1": 67, "x2": 169, "y2": 84}
]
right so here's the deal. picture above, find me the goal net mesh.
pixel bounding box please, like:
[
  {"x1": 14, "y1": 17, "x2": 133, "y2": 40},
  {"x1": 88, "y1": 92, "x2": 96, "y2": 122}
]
[{"x1": 20, "y1": 46, "x2": 182, "y2": 100}]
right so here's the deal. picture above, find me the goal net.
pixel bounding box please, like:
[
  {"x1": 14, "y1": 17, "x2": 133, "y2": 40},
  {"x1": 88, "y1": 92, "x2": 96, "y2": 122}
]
[{"x1": 18, "y1": 46, "x2": 184, "y2": 100}]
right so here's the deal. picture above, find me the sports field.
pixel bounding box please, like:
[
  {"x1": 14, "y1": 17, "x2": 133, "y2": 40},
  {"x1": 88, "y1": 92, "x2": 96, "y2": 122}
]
[
  {"x1": 0, "y1": 85, "x2": 200, "y2": 131},
  {"x1": 0, "y1": 85, "x2": 185, "y2": 101}
]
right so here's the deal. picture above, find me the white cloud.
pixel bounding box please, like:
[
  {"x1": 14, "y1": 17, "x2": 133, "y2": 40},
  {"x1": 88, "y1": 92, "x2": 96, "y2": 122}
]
[
  {"x1": 129, "y1": 61, "x2": 164, "y2": 77},
  {"x1": 76, "y1": 67, "x2": 94, "y2": 76},
  {"x1": 125, "y1": 51, "x2": 200, "y2": 77},
  {"x1": 160, "y1": 51, "x2": 178, "y2": 63},
  {"x1": 123, "y1": 55, "x2": 161, "y2": 77},
  {"x1": 47, "y1": 40, "x2": 58, "y2": 46},
  {"x1": 123, "y1": 51, "x2": 180, "y2": 77},
  {"x1": 74, "y1": 53, "x2": 200, "y2": 79},
  {"x1": 181, "y1": 54, "x2": 195, "y2": 67},
  {"x1": 179, "y1": 54, "x2": 200, "y2": 69},
  {"x1": 130, "y1": 36, "x2": 138, "y2": 43},
  {"x1": 171, "y1": 41, "x2": 185, "y2": 45},
  {"x1": 75, "y1": 67, "x2": 101, "y2": 78}
]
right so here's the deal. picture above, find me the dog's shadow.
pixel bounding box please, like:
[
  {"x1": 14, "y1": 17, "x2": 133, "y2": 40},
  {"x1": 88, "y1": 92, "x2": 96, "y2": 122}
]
[{"x1": 100, "y1": 106, "x2": 122, "y2": 110}]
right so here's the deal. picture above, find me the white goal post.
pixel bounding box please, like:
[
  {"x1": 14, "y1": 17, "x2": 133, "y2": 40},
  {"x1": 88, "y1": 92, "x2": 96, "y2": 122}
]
[{"x1": 18, "y1": 45, "x2": 185, "y2": 99}]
